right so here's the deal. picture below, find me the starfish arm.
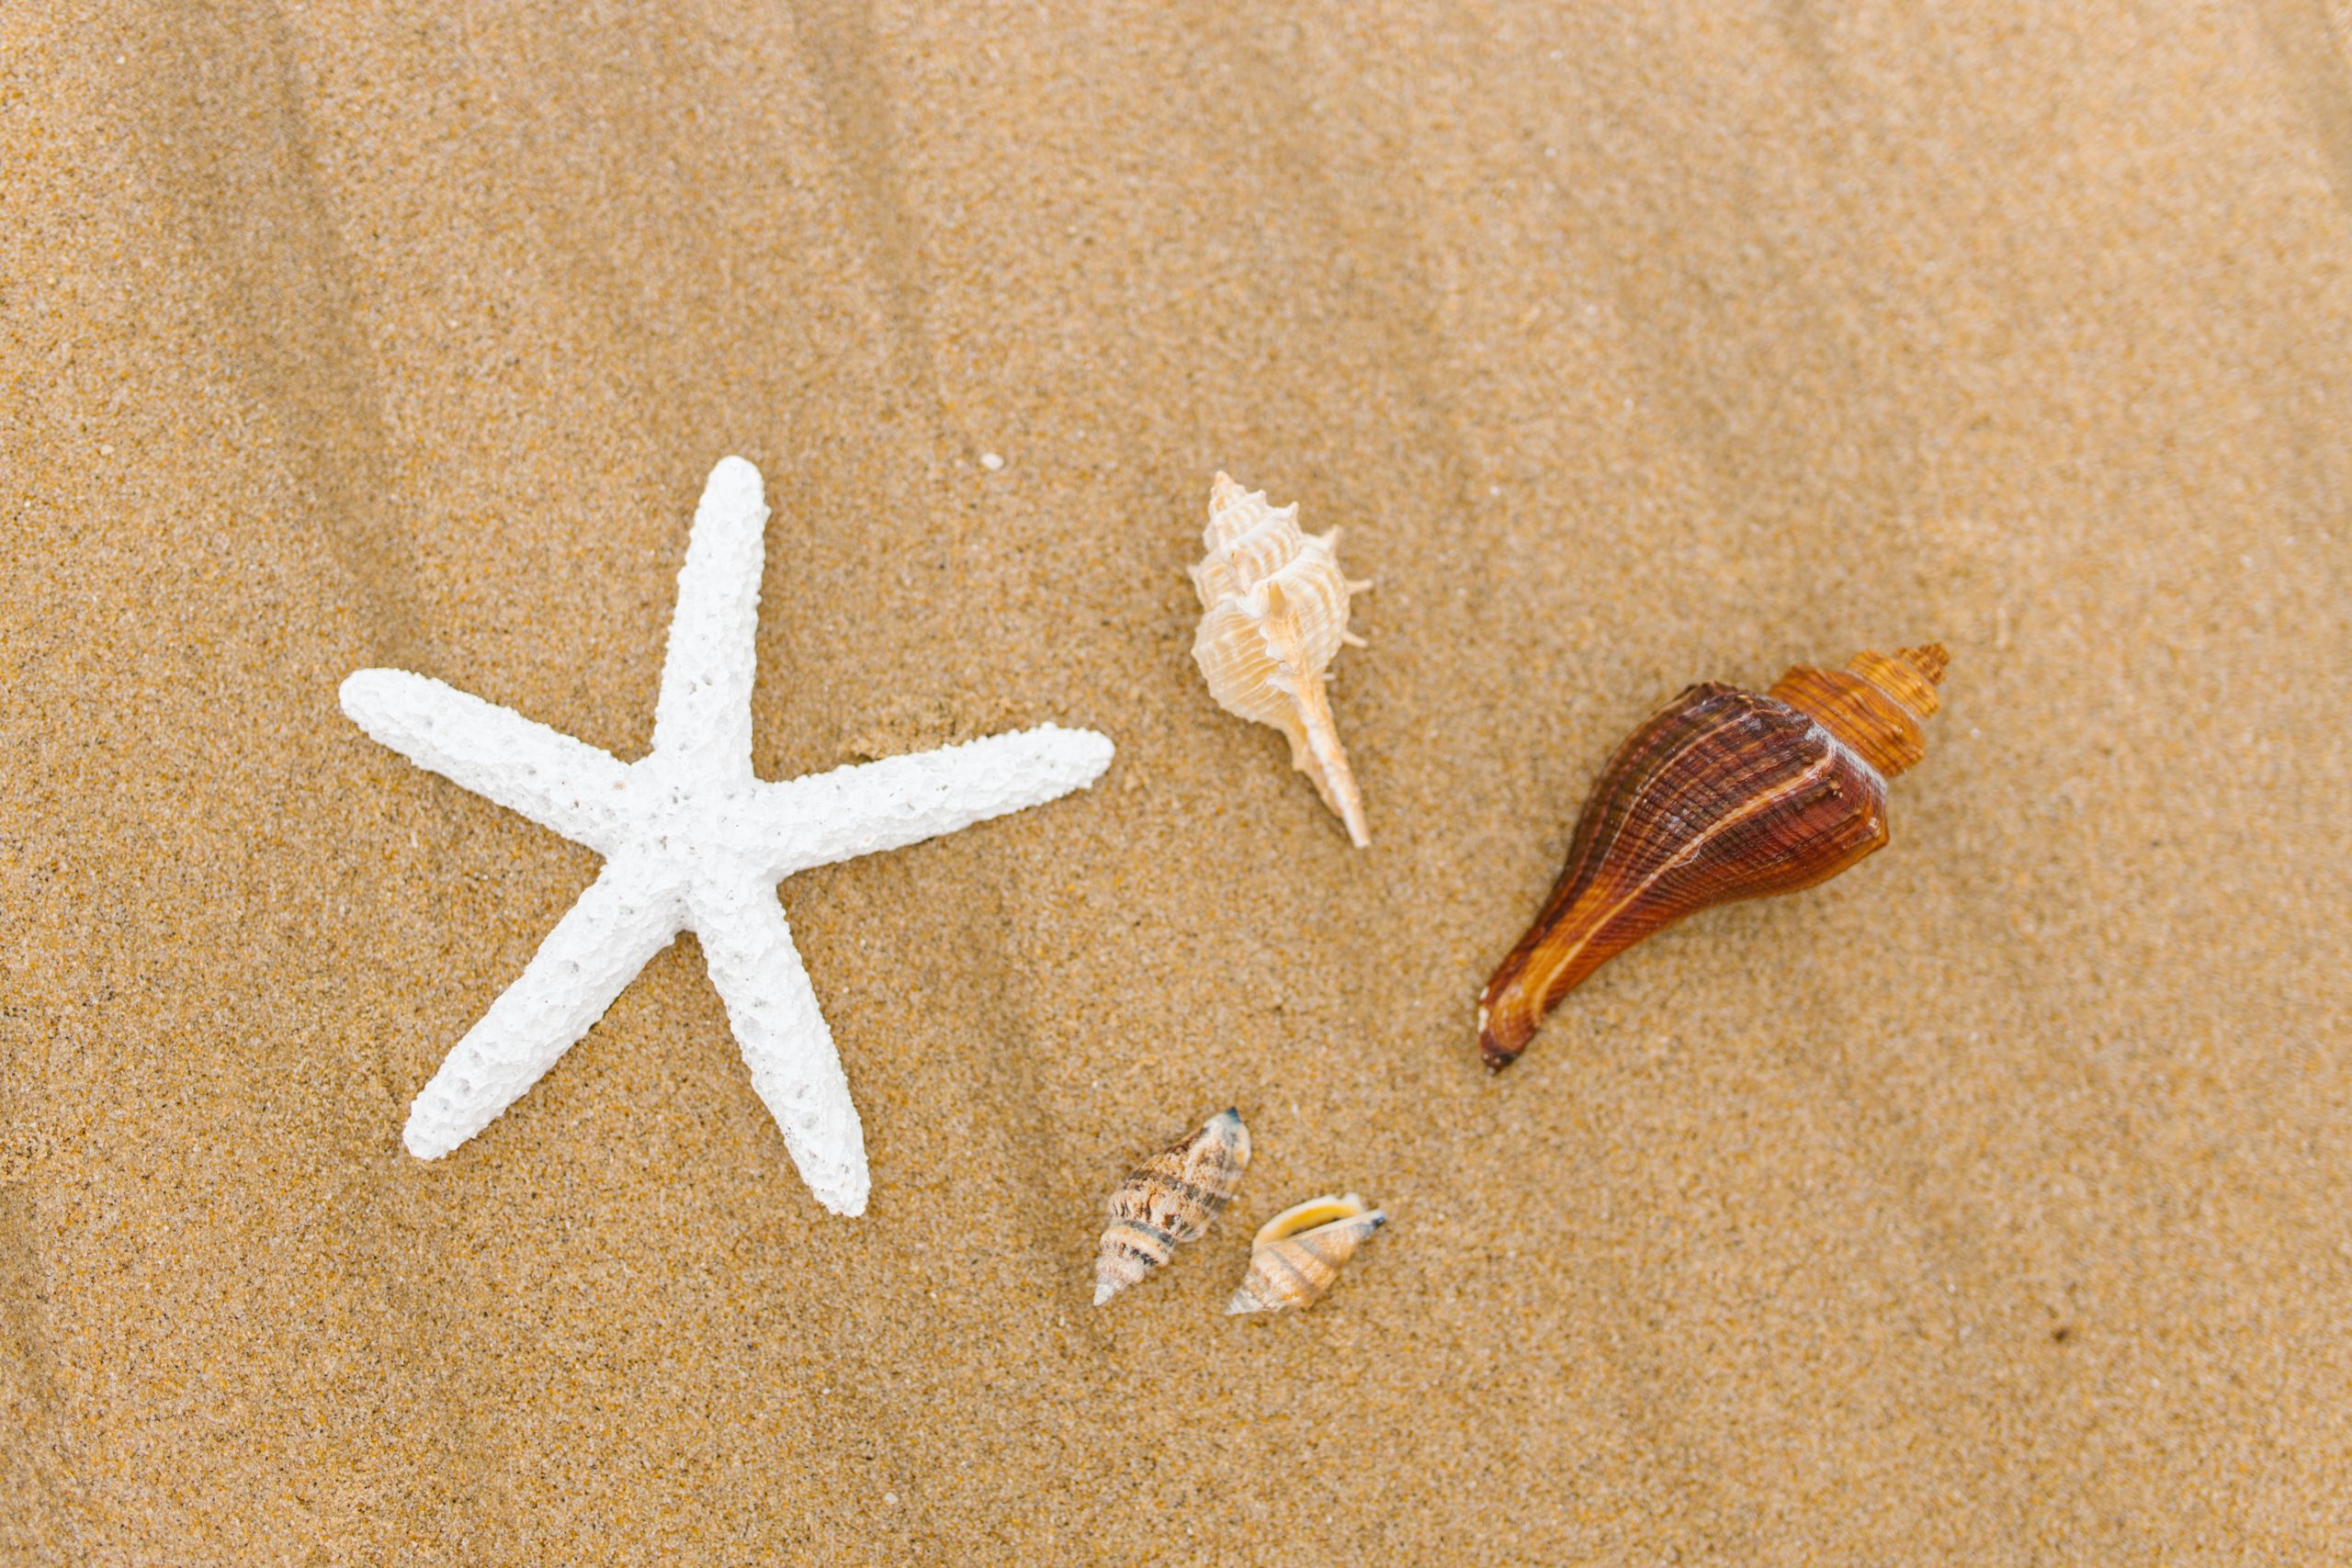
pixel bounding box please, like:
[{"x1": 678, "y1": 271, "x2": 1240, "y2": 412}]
[
  {"x1": 402, "y1": 860, "x2": 684, "y2": 1158},
  {"x1": 650, "y1": 457, "x2": 768, "y2": 779},
  {"x1": 342, "y1": 669, "x2": 634, "y2": 853},
  {"x1": 747, "y1": 723, "x2": 1116, "y2": 876},
  {"x1": 690, "y1": 879, "x2": 870, "y2": 1216}
]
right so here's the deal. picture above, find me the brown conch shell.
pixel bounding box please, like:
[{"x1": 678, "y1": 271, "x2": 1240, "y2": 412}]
[
  {"x1": 1188, "y1": 472, "x2": 1374, "y2": 847},
  {"x1": 1092, "y1": 1109, "x2": 1252, "y2": 1306},
  {"x1": 1477, "y1": 644, "x2": 1951, "y2": 1070},
  {"x1": 1225, "y1": 1192, "x2": 1387, "y2": 1316}
]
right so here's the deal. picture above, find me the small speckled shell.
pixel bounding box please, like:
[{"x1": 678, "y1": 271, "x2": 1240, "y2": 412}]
[
  {"x1": 1093, "y1": 1109, "x2": 1252, "y2": 1306},
  {"x1": 1225, "y1": 1192, "x2": 1387, "y2": 1316},
  {"x1": 1189, "y1": 473, "x2": 1373, "y2": 846},
  {"x1": 1477, "y1": 645, "x2": 1949, "y2": 1069}
]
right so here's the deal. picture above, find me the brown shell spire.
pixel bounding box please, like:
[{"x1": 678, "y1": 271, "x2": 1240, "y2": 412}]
[{"x1": 1476, "y1": 645, "x2": 1949, "y2": 1071}]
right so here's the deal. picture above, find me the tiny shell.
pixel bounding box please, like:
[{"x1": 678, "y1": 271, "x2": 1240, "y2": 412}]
[
  {"x1": 1188, "y1": 472, "x2": 1374, "y2": 846},
  {"x1": 1093, "y1": 1109, "x2": 1252, "y2": 1306},
  {"x1": 1225, "y1": 1192, "x2": 1387, "y2": 1315}
]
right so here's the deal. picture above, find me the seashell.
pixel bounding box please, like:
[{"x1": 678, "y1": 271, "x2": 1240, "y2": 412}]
[
  {"x1": 1477, "y1": 644, "x2": 1951, "y2": 1070},
  {"x1": 1226, "y1": 1192, "x2": 1387, "y2": 1315},
  {"x1": 1188, "y1": 472, "x2": 1374, "y2": 847},
  {"x1": 1093, "y1": 1109, "x2": 1252, "y2": 1306}
]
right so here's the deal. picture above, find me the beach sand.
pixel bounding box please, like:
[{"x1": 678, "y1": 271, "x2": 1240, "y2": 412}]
[{"x1": 5, "y1": 2, "x2": 2348, "y2": 1561}]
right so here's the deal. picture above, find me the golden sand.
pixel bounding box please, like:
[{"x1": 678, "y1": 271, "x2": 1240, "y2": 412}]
[{"x1": 4, "y1": 3, "x2": 2348, "y2": 1561}]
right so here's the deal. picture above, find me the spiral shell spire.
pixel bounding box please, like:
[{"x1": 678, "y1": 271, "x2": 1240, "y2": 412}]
[{"x1": 1767, "y1": 644, "x2": 1948, "y2": 777}]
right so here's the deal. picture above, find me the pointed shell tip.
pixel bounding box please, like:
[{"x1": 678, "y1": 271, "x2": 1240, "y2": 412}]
[{"x1": 1905, "y1": 642, "x2": 1952, "y2": 683}]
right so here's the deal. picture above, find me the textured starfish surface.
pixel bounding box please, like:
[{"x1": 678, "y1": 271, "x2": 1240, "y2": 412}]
[{"x1": 341, "y1": 457, "x2": 1114, "y2": 1215}]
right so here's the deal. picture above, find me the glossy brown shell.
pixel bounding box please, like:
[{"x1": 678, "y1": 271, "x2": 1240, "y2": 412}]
[{"x1": 1476, "y1": 645, "x2": 1947, "y2": 1070}]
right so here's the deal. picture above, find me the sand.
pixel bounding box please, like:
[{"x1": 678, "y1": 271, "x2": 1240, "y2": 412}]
[{"x1": 4, "y1": 2, "x2": 2349, "y2": 1562}]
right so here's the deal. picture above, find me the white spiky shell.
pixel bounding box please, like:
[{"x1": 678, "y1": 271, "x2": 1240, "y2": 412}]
[{"x1": 1187, "y1": 473, "x2": 1372, "y2": 846}]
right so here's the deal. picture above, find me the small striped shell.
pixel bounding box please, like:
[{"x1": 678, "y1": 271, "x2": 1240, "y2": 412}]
[
  {"x1": 1189, "y1": 473, "x2": 1373, "y2": 846},
  {"x1": 1092, "y1": 1109, "x2": 1252, "y2": 1306},
  {"x1": 1225, "y1": 1192, "x2": 1387, "y2": 1316}
]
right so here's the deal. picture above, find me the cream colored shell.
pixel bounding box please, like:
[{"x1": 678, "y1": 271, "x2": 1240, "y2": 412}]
[
  {"x1": 1092, "y1": 1109, "x2": 1253, "y2": 1306},
  {"x1": 1225, "y1": 1192, "x2": 1387, "y2": 1315},
  {"x1": 1188, "y1": 473, "x2": 1372, "y2": 847}
]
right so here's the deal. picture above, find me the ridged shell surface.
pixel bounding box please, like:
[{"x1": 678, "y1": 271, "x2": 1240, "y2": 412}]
[
  {"x1": 1189, "y1": 473, "x2": 1372, "y2": 846},
  {"x1": 1477, "y1": 646, "x2": 1949, "y2": 1069},
  {"x1": 1092, "y1": 1109, "x2": 1252, "y2": 1306},
  {"x1": 1225, "y1": 1192, "x2": 1387, "y2": 1315}
]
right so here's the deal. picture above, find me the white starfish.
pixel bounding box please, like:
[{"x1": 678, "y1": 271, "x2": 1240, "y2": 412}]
[{"x1": 341, "y1": 457, "x2": 1114, "y2": 1215}]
